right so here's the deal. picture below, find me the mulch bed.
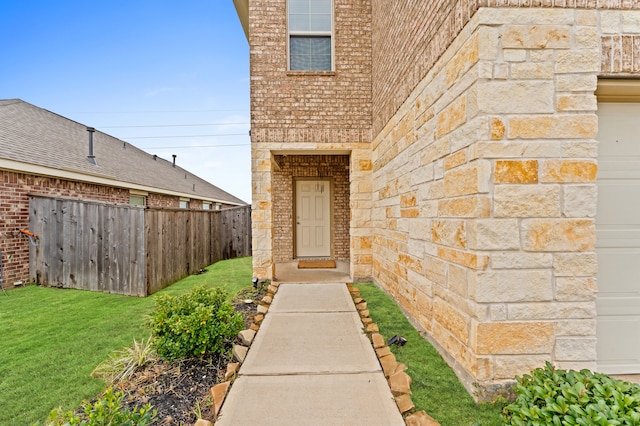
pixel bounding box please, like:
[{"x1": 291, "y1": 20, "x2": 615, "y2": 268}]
[{"x1": 98, "y1": 284, "x2": 268, "y2": 425}]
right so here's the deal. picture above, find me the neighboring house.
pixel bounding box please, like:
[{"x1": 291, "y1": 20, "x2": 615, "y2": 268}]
[
  {"x1": 0, "y1": 99, "x2": 247, "y2": 290},
  {"x1": 234, "y1": 1, "x2": 640, "y2": 395}
]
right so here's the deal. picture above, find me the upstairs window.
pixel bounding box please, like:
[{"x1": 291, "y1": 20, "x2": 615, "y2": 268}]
[{"x1": 288, "y1": 0, "x2": 333, "y2": 71}]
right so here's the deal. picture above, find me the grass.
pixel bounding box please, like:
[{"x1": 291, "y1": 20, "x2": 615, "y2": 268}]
[
  {"x1": 0, "y1": 256, "x2": 252, "y2": 426},
  {"x1": 354, "y1": 283, "x2": 505, "y2": 426}
]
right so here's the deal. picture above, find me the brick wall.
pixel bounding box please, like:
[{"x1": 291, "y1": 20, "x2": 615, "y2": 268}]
[
  {"x1": 272, "y1": 155, "x2": 350, "y2": 262},
  {"x1": 248, "y1": 0, "x2": 372, "y2": 142},
  {"x1": 249, "y1": 0, "x2": 374, "y2": 278},
  {"x1": 0, "y1": 169, "x2": 212, "y2": 290}
]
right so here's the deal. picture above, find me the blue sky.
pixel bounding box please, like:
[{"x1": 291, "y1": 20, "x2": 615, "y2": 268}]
[{"x1": 0, "y1": 1, "x2": 251, "y2": 203}]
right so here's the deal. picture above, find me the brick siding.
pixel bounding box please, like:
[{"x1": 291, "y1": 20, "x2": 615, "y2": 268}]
[
  {"x1": 272, "y1": 155, "x2": 350, "y2": 262},
  {"x1": 0, "y1": 170, "x2": 210, "y2": 290}
]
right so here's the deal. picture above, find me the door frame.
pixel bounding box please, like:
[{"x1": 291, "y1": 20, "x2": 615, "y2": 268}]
[{"x1": 293, "y1": 177, "x2": 334, "y2": 258}]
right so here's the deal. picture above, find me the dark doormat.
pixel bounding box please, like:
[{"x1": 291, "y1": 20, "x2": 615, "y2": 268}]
[{"x1": 297, "y1": 259, "x2": 336, "y2": 269}]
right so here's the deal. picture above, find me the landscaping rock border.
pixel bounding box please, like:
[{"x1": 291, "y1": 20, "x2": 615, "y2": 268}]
[
  {"x1": 347, "y1": 283, "x2": 441, "y2": 426},
  {"x1": 195, "y1": 281, "x2": 279, "y2": 425}
]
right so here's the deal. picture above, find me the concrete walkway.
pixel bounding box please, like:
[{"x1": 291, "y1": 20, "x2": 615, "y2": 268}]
[{"x1": 216, "y1": 282, "x2": 405, "y2": 425}]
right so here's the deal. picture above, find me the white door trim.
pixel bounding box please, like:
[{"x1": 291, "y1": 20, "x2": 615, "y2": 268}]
[{"x1": 295, "y1": 179, "x2": 331, "y2": 258}]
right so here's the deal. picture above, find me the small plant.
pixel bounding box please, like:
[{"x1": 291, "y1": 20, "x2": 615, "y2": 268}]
[
  {"x1": 46, "y1": 388, "x2": 156, "y2": 425},
  {"x1": 146, "y1": 285, "x2": 243, "y2": 360},
  {"x1": 503, "y1": 362, "x2": 640, "y2": 425},
  {"x1": 91, "y1": 338, "x2": 158, "y2": 386}
]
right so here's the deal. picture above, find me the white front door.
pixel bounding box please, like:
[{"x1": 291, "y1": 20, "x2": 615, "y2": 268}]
[
  {"x1": 296, "y1": 180, "x2": 331, "y2": 257},
  {"x1": 596, "y1": 102, "x2": 640, "y2": 374}
]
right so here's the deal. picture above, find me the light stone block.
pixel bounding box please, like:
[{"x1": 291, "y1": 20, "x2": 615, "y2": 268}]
[
  {"x1": 468, "y1": 219, "x2": 520, "y2": 250},
  {"x1": 556, "y1": 74, "x2": 597, "y2": 92},
  {"x1": 563, "y1": 185, "x2": 597, "y2": 218},
  {"x1": 502, "y1": 25, "x2": 571, "y2": 49},
  {"x1": 470, "y1": 141, "x2": 562, "y2": 159},
  {"x1": 494, "y1": 185, "x2": 561, "y2": 218},
  {"x1": 508, "y1": 115, "x2": 598, "y2": 139},
  {"x1": 594, "y1": 10, "x2": 617, "y2": 32},
  {"x1": 507, "y1": 301, "x2": 597, "y2": 321},
  {"x1": 555, "y1": 50, "x2": 601, "y2": 74},
  {"x1": 493, "y1": 62, "x2": 509, "y2": 79},
  {"x1": 622, "y1": 11, "x2": 640, "y2": 32},
  {"x1": 477, "y1": 81, "x2": 554, "y2": 114},
  {"x1": 541, "y1": 160, "x2": 597, "y2": 183},
  {"x1": 522, "y1": 219, "x2": 595, "y2": 252},
  {"x1": 473, "y1": 270, "x2": 552, "y2": 303},
  {"x1": 477, "y1": 26, "x2": 501, "y2": 60},
  {"x1": 432, "y1": 219, "x2": 467, "y2": 249},
  {"x1": 555, "y1": 277, "x2": 598, "y2": 302},
  {"x1": 490, "y1": 304, "x2": 507, "y2": 321},
  {"x1": 448, "y1": 264, "x2": 467, "y2": 298},
  {"x1": 561, "y1": 141, "x2": 598, "y2": 158},
  {"x1": 511, "y1": 63, "x2": 554, "y2": 80},
  {"x1": 576, "y1": 10, "x2": 598, "y2": 26},
  {"x1": 503, "y1": 49, "x2": 526, "y2": 62},
  {"x1": 494, "y1": 355, "x2": 549, "y2": 380},
  {"x1": 475, "y1": 322, "x2": 554, "y2": 355},
  {"x1": 555, "y1": 337, "x2": 597, "y2": 361},
  {"x1": 555, "y1": 319, "x2": 596, "y2": 337},
  {"x1": 434, "y1": 298, "x2": 470, "y2": 344},
  {"x1": 553, "y1": 252, "x2": 598, "y2": 277},
  {"x1": 491, "y1": 252, "x2": 553, "y2": 269},
  {"x1": 575, "y1": 27, "x2": 599, "y2": 50}
]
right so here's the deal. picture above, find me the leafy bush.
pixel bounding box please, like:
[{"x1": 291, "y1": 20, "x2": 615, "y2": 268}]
[
  {"x1": 146, "y1": 285, "x2": 243, "y2": 360},
  {"x1": 503, "y1": 362, "x2": 640, "y2": 425},
  {"x1": 46, "y1": 388, "x2": 156, "y2": 425}
]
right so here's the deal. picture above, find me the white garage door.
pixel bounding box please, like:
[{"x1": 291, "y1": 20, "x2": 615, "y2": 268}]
[{"x1": 596, "y1": 102, "x2": 640, "y2": 374}]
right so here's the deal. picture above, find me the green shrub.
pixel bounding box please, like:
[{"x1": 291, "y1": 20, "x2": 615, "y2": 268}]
[
  {"x1": 91, "y1": 338, "x2": 158, "y2": 386},
  {"x1": 47, "y1": 388, "x2": 156, "y2": 425},
  {"x1": 503, "y1": 362, "x2": 640, "y2": 425},
  {"x1": 146, "y1": 285, "x2": 243, "y2": 360}
]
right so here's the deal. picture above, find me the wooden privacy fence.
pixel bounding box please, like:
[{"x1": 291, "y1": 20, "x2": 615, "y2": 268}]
[{"x1": 29, "y1": 195, "x2": 251, "y2": 296}]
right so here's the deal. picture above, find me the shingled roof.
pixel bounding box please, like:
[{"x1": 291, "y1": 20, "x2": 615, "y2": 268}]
[{"x1": 0, "y1": 99, "x2": 247, "y2": 206}]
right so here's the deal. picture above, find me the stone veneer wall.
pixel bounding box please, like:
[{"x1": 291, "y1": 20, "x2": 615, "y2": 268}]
[
  {"x1": 248, "y1": 0, "x2": 373, "y2": 279},
  {"x1": 369, "y1": 7, "x2": 640, "y2": 394},
  {"x1": 272, "y1": 155, "x2": 350, "y2": 262}
]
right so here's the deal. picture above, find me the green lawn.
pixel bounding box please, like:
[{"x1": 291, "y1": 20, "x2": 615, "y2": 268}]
[
  {"x1": 355, "y1": 283, "x2": 505, "y2": 426},
  {"x1": 0, "y1": 257, "x2": 252, "y2": 426}
]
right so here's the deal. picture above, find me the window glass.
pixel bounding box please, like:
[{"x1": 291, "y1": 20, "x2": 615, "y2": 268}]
[
  {"x1": 203, "y1": 202, "x2": 211, "y2": 210},
  {"x1": 290, "y1": 36, "x2": 331, "y2": 71},
  {"x1": 129, "y1": 194, "x2": 145, "y2": 206},
  {"x1": 288, "y1": 0, "x2": 332, "y2": 71},
  {"x1": 179, "y1": 200, "x2": 189, "y2": 209}
]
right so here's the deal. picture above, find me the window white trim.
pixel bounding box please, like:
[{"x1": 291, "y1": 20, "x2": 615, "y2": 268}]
[{"x1": 287, "y1": 0, "x2": 334, "y2": 72}]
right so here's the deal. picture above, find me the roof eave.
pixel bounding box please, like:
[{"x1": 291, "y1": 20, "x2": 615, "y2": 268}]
[{"x1": 233, "y1": 0, "x2": 249, "y2": 41}]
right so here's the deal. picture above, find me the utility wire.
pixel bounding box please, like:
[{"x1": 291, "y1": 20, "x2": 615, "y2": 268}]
[
  {"x1": 123, "y1": 133, "x2": 248, "y2": 139},
  {"x1": 139, "y1": 143, "x2": 250, "y2": 149},
  {"x1": 69, "y1": 109, "x2": 249, "y2": 114},
  {"x1": 100, "y1": 123, "x2": 249, "y2": 128}
]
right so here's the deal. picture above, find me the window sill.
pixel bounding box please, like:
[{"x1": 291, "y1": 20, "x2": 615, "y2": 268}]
[{"x1": 286, "y1": 71, "x2": 336, "y2": 77}]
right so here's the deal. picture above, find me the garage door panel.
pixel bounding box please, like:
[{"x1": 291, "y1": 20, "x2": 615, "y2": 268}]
[
  {"x1": 597, "y1": 249, "x2": 640, "y2": 297},
  {"x1": 597, "y1": 317, "x2": 640, "y2": 373},
  {"x1": 596, "y1": 182, "x2": 640, "y2": 226},
  {"x1": 596, "y1": 101, "x2": 640, "y2": 374}
]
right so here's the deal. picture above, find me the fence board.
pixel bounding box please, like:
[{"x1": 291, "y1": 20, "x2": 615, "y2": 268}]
[{"x1": 29, "y1": 196, "x2": 251, "y2": 296}]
